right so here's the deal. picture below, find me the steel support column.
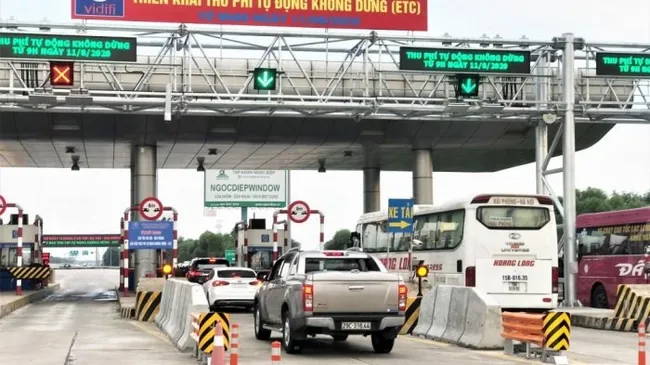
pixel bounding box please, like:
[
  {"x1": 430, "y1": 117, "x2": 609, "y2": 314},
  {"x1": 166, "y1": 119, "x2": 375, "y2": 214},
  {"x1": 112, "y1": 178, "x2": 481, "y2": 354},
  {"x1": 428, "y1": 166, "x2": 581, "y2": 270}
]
[
  {"x1": 412, "y1": 149, "x2": 433, "y2": 205},
  {"x1": 131, "y1": 145, "x2": 158, "y2": 284},
  {"x1": 363, "y1": 167, "x2": 380, "y2": 213},
  {"x1": 561, "y1": 33, "x2": 579, "y2": 307},
  {"x1": 535, "y1": 51, "x2": 549, "y2": 195}
]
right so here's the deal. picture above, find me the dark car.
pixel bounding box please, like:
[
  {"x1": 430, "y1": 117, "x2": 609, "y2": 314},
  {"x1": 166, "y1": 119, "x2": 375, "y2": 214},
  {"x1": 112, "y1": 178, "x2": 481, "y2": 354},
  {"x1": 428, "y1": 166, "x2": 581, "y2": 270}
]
[{"x1": 186, "y1": 257, "x2": 230, "y2": 284}]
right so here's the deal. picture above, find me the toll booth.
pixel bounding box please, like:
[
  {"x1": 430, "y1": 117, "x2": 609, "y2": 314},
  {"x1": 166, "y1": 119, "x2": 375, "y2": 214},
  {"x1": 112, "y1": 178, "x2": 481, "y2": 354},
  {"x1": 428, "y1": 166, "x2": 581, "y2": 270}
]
[
  {"x1": 237, "y1": 218, "x2": 286, "y2": 270},
  {"x1": 0, "y1": 214, "x2": 45, "y2": 291}
]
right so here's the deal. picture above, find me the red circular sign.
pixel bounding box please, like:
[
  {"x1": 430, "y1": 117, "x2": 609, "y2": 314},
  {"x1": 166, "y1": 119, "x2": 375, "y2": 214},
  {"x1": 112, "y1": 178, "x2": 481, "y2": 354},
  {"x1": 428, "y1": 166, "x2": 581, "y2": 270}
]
[
  {"x1": 288, "y1": 200, "x2": 311, "y2": 224},
  {"x1": 0, "y1": 195, "x2": 6, "y2": 216},
  {"x1": 139, "y1": 197, "x2": 164, "y2": 221}
]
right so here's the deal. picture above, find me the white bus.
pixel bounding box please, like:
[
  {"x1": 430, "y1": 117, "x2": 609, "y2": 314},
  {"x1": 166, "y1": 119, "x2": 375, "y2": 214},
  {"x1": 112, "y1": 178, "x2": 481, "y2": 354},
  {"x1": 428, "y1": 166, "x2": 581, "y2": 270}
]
[{"x1": 352, "y1": 194, "x2": 559, "y2": 310}]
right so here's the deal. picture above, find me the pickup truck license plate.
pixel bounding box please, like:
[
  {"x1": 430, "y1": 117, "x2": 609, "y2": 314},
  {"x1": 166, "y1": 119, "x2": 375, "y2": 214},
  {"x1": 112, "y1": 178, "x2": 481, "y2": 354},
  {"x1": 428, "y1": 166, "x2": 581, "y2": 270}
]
[
  {"x1": 341, "y1": 322, "x2": 371, "y2": 330},
  {"x1": 509, "y1": 282, "x2": 520, "y2": 292}
]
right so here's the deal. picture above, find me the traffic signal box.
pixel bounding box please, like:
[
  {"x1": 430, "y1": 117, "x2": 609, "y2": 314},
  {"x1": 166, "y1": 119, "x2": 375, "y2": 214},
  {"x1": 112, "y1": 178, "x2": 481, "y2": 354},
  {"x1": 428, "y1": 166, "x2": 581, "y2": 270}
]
[
  {"x1": 456, "y1": 74, "x2": 480, "y2": 98},
  {"x1": 49, "y1": 61, "x2": 75, "y2": 86},
  {"x1": 253, "y1": 68, "x2": 277, "y2": 91}
]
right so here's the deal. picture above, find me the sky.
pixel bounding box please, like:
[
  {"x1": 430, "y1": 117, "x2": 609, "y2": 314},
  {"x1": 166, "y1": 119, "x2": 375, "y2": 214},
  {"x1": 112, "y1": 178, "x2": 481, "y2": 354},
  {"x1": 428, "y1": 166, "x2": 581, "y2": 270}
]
[{"x1": 0, "y1": 0, "x2": 649, "y2": 257}]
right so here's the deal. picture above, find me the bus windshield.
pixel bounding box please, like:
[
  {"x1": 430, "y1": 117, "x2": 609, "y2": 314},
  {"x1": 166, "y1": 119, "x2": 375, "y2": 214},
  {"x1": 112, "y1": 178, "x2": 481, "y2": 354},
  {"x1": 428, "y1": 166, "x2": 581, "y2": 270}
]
[{"x1": 477, "y1": 206, "x2": 550, "y2": 229}]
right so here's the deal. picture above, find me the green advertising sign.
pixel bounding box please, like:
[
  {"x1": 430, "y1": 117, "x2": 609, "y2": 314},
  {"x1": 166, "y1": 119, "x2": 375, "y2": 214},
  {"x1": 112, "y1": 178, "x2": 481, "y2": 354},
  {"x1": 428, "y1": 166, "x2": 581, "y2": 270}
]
[
  {"x1": 0, "y1": 32, "x2": 137, "y2": 62},
  {"x1": 225, "y1": 249, "x2": 236, "y2": 265},
  {"x1": 43, "y1": 234, "x2": 120, "y2": 248}
]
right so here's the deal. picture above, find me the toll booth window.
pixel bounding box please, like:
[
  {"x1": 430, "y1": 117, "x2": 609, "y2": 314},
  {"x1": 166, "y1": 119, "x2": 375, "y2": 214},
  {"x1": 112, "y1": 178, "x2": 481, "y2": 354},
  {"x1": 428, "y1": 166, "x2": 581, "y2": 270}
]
[
  {"x1": 304, "y1": 257, "x2": 381, "y2": 273},
  {"x1": 0, "y1": 247, "x2": 8, "y2": 266},
  {"x1": 217, "y1": 269, "x2": 256, "y2": 278}
]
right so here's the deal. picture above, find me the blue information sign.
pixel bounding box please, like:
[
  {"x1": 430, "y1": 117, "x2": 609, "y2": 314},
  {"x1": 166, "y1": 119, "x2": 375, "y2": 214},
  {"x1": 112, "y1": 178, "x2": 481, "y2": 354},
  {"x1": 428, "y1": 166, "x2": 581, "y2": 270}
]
[
  {"x1": 387, "y1": 198, "x2": 414, "y2": 234},
  {"x1": 127, "y1": 221, "x2": 173, "y2": 250}
]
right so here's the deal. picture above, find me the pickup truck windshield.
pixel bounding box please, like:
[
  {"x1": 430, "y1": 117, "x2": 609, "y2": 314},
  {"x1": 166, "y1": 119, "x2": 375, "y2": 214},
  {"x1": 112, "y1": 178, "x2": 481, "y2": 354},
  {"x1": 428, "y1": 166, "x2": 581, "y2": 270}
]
[{"x1": 304, "y1": 257, "x2": 382, "y2": 273}]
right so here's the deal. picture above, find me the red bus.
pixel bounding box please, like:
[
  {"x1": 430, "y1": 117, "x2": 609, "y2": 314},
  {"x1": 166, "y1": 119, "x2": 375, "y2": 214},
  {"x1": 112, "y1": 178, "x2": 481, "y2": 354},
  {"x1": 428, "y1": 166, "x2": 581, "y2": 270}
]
[{"x1": 575, "y1": 207, "x2": 650, "y2": 308}]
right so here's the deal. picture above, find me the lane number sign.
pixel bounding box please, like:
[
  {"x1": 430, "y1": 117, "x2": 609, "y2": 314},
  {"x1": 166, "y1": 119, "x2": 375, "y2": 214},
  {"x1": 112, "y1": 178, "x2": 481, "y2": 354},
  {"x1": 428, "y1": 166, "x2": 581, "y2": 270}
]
[
  {"x1": 288, "y1": 200, "x2": 311, "y2": 224},
  {"x1": 139, "y1": 196, "x2": 163, "y2": 221}
]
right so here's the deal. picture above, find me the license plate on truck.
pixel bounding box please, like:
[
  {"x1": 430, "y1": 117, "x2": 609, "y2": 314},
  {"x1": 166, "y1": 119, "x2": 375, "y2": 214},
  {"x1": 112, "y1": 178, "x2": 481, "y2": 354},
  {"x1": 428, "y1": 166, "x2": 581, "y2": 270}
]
[{"x1": 341, "y1": 322, "x2": 371, "y2": 330}]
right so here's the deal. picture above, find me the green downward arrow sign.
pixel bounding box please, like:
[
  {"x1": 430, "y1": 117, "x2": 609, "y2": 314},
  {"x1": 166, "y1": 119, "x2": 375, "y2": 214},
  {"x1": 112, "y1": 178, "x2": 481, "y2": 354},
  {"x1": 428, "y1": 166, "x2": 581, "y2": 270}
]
[
  {"x1": 257, "y1": 71, "x2": 275, "y2": 88},
  {"x1": 461, "y1": 78, "x2": 477, "y2": 93}
]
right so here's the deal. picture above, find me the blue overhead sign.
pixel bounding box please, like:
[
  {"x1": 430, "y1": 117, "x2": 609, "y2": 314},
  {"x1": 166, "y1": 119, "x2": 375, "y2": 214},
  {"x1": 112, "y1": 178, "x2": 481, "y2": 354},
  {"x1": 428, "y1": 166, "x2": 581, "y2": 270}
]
[
  {"x1": 387, "y1": 198, "x2": 414, "y2": 234},
  {"x1": 127, "y1": 221, "x2": 173, "y2": 250}
]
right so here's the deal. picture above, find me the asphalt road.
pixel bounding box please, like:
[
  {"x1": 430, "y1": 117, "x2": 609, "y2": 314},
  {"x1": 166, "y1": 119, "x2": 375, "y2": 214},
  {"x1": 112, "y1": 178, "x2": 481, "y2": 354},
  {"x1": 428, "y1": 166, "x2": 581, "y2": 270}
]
[
  {"x1": 0, "y1": 268, "x2": 636, "y2": 365},
  {"x1": 0, "y1": 269, "x2": 193, "y2": 365}
]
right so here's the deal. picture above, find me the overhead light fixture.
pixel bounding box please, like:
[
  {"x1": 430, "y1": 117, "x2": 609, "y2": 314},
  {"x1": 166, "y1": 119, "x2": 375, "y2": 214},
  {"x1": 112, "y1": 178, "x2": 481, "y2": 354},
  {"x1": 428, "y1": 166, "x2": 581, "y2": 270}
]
[
  {"x1": 360, "y1": 130, "x2": 383, "y2": 137},
  {"x1": 211, "y1": 127, "x2": 236, "y2": 134},
  {"x1": 477, "y1": 104, "x2": 505, "y2": 114},
  {"x1": 318, "y1": 158, "x2": 326, "y2": 173},
  {"x1": 29, "y1": 94, "x2": 57, "y2": 105},
  {"x1": 65, "y1": 146, "x2": 75, "y2": 154},
  {"x1": 443, "y1": 103, "x2": 470, "y2": 113},
  {"x1": 343, "y1": 150, "x2": 352, "y2": 157},
  {"x1": 196, "y1": 157, "x2": 205, "y2": 172},
  {"x1": 208, "y1": 148, "x2": 218, "y2": 155},
  {"x1": 53, "y1": 124, "x2": 80, "y2": 131},
  {"x1": 71, "y1": 155, "x2": 80, "y2": 171},
  {"x1": 65, "y1": 95, "x2": 93, "y2": 106}
]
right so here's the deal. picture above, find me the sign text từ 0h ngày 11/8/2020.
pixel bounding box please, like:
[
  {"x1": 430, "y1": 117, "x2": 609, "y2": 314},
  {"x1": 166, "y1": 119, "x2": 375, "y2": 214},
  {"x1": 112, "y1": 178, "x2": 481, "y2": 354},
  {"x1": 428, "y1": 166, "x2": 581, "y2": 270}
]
[{"x1": 71, "y1": 0, "x2": 428, "y2": 31}]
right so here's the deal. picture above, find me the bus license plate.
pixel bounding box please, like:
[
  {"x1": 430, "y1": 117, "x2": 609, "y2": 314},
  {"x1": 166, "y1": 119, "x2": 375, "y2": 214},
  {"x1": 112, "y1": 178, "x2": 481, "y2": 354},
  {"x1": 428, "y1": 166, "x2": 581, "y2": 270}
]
[
  {"x1": 509, "y1": 282, "x2": 521, "y2": 292},
  {"x1": 341, "y1": 322, "x2": 371, "y2": 330}
]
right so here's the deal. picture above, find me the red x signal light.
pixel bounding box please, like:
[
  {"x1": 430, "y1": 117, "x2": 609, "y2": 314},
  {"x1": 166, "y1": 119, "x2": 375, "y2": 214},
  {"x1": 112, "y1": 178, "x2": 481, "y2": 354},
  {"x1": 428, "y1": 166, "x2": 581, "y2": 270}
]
[{"x1": 49, "y1": 61, "x2": 74, "y2": 87}]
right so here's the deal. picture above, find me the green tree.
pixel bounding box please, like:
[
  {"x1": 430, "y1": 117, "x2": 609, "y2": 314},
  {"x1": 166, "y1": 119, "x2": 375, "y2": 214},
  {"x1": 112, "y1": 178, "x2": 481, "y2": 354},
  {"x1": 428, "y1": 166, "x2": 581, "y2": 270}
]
[
  {"x1": 102, "y1": 247, "x2": 120, "y2": 266},
  {"x1": 556, "y1": 188, "x2": 650, "y2": 226},
  {"x1": 324, "y1": 229, "x2": 352, "y2": 250}
]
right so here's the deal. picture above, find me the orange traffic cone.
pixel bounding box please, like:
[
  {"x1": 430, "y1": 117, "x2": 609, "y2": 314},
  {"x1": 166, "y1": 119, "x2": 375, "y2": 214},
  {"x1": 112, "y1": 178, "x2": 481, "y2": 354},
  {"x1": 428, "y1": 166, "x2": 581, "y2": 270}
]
[
  {"x1": 271, "y1": 341, "x2": 281, "y2": 364},
  {"x1": 209, "y1": 323, "x2": 226, "y2": 365},
  {"x1": 230, "y1": 323, "x2": 239, "y2": 365}
]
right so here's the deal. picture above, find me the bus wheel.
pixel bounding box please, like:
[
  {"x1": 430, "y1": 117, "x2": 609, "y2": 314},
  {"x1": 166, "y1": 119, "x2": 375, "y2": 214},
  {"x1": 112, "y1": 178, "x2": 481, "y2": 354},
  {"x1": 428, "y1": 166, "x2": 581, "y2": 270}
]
[{"x1": 591, "y1": 284, "x2": 609, "y2": 308}]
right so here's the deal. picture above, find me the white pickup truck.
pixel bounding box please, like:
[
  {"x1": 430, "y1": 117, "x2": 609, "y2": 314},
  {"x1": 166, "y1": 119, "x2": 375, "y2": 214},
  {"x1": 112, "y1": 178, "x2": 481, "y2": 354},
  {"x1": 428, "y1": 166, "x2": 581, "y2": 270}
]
[{"x1": 253, "y1": 248, "x2": 406, "y2": 354}]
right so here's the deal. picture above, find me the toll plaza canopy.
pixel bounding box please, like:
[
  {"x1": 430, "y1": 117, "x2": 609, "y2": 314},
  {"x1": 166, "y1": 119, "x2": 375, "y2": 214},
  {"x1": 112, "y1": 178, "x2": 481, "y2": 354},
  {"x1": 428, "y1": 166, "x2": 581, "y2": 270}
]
[{"x1": 0, "y1": 21, "x2": 638, "y2": 172}]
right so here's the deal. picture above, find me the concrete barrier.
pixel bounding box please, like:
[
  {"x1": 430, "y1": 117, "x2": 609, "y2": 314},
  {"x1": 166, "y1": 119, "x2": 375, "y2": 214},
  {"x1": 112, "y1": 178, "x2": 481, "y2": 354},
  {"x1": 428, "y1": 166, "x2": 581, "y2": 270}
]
[
  {"x1": 425, "y1": 285, "x2": 453, "y2": 340},
  {"x1": 412, "y1": 286, "x2": 437, "y2": 336},
  {"x1": 0, "y1": 284, "x2": 60, "y2": 319},
  {"x1": 154, "y1": 278, "x2": 209, "y2": 352},
  {"x1": 418, "y1": 285, "x2": 502, "y2": 350}
]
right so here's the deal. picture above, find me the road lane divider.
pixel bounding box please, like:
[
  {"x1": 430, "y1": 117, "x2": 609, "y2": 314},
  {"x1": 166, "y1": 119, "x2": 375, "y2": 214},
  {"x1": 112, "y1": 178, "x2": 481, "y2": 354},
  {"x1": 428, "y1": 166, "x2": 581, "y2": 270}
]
[
  {"x1": 154, "y1": 278, "x2": 209, "y2": 351},
  {"x1": 135, "y1": 290, "x2": 162, "y2": 322},
  {"x1": 189, "y1": 312, "x2": 235, "y2": 364},
  {"x1": 399, "y1": 296, "x2": 422, "y2": 335},
  {"x1": 501, "y1": 311, "x2": 571, "y2": 361},
  {"x1": 271, "y1": 341, "x2": 281, "y2": 364},
  {"x1": 410, "y1": 285, "x2": 502, "y2": 349}
]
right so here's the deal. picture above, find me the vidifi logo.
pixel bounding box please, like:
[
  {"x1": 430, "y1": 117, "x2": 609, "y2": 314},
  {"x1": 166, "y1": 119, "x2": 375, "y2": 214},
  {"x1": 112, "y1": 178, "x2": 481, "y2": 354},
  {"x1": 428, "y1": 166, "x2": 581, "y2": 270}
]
[{"x1": 74, "y1": 0, "x2": 125, "y2": 17}]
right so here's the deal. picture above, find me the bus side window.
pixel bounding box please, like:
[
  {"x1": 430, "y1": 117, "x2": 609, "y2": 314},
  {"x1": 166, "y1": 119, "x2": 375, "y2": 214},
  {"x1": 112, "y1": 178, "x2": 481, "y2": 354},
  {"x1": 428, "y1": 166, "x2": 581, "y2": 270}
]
[{"x1": 363, "y1": 224, "x2": 378, "y2": 252}]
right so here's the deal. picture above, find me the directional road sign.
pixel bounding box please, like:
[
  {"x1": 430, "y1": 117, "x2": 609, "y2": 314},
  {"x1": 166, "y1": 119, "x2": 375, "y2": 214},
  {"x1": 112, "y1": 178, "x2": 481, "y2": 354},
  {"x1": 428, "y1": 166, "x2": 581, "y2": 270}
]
[
  {"x1": 288, "y1": 200, "x2": 311, "y2": 224},
  {"x1": 0, "y1": 194, "x2": 6, "y2": 216},
  {"x1": 139, "y1": 196, "x2": 163, "y2": 221},
  {"x1": 253, "y1": 68, "x2": 277, "y2": 91},
  {"x1": 225, "y1": 249, "x2": 236, "y2": 265},
  {"x1": 387, "y1": 198, "x2": 414, "y2": 234}
]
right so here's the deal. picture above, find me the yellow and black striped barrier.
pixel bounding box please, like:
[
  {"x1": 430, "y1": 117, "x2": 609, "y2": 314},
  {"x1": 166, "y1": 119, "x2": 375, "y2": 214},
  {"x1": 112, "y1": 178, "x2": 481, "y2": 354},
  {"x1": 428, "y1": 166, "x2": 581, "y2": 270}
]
[
  {"x1": 121, "y1": 306, "x2": 135, "y2": 319},
  {"x1": 543, "y1": 311, "x2": 571, "y2": 351},
  {"x1": 198, "y1": 312, "x2": 231, "y2": 353},
  {"x1": 399, "y1": 296, "x2": 422, "y2": 335},
  {"x1": 8, "y1": 266, "x2": 50, "y2": 280},
  {"x1": 135, "y1": 291, "x2": 162, "y2": 322}
]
